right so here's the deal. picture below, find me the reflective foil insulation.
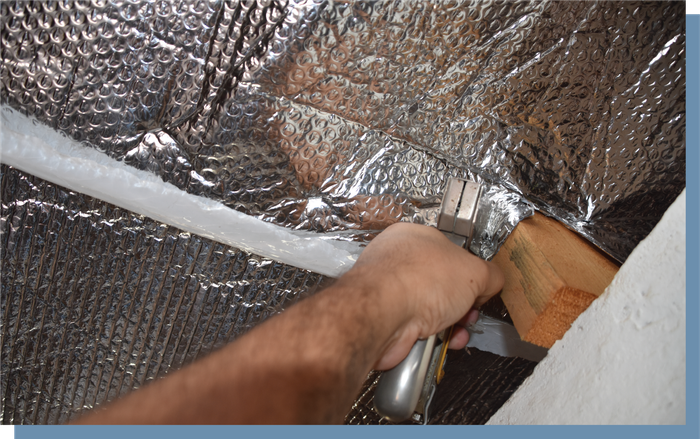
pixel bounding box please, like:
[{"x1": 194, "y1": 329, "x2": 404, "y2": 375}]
[
  {"x1": 0, "y1": 0, "x2": 686, "y2": 425},
  {"x1": 0, "y1": 165, "x2": 533, "y2": 424},
  {"x1": 345, "y1": 348, "x2": 537, "y2": 425},
  {"x1": 1, "y1": 0, "x2": 685, "y2": 261},
  {"x1": 0, "y1": 165, "x2": 326, "y2": 424}
]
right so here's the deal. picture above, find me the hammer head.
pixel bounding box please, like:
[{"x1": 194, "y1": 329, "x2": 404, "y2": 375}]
[{"x1": 437, "y1": 178, "x2": 483, "y2": 250}]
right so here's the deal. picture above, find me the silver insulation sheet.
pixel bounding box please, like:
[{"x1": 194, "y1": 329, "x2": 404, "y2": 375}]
[
  {"x1": 0, "y1": 165, "x2": 326, "y2": 424},
  {"x1": 0, "y1": 0, "x2": 686, "y2": 262},
  {"x1": 0, "y1": 0, "x2": 687, "y2": 426}
]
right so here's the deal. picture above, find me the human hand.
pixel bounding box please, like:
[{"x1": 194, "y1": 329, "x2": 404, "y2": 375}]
[
  {"x1": 71, "y1": 222, "x2": 502, "y2": 425},
  {"x1": 344, "y1": 222, "x2": 504, "y2": 370}
]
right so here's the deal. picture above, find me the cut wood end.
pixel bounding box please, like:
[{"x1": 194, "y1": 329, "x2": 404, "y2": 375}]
[
  {"x1": 522, "y1": 287, "x2": 598, "y2": 348},
  {"x1": 494, "y1": 212, "x2": 620, "y2": 346}
]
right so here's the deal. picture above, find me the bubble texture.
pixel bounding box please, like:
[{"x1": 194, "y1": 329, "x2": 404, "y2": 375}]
[
  {"x1": 345, "y1": 348, "x2": 537, "y2": 425},
  {"x1": 0, "y1": 1, "x2": 687, "y2": 425},
  {"x1": 1, "y1": 0, "x2": 685, "y2": 262},
  {"x1": 0, "y1": 165, "x2": 326, "y2": 424},
  {"x1": 0, "y1": 165, "x2": 533, "y2": 425}
]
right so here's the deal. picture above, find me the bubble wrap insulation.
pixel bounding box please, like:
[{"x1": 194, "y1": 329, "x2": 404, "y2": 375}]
[
  {"x1": 1, "y1": 0, "x2": 686, "y2": 262},
  {"x1": 0, "y1": 0, "x2": 687, "y2": 425},
  {"x1": 0, "y1": 165, "x2": 328, "y2": 424}
]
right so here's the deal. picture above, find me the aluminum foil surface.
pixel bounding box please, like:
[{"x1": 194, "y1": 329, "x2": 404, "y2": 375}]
[
  {"x1": 0, "y1": 165, "x2": 526, "y2": 425},
  {"x1": 0, "y1": 165, "x2": 327, "y2": 424},
  {"x1": 1, "y1": 0, "x2": 686, "y2": 262},
  {"x1": 0, "y1": 0, "x2": 687, "y2": 425}
]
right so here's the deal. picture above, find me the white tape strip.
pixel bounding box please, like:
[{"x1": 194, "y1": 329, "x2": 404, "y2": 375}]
[
  {"x1": 0, "y1": 106, "x2": 361, "y2": 278},
  {"x1": 466, "y1": 314, "x2": 548, "y2": 362}
]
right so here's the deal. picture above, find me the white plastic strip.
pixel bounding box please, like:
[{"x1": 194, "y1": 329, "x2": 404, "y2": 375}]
[
  {"x1": 466, "y1": 314, "x2": 548, "y2": 362},
  {"x1": 0, "y1": 106, "x2": 362, "y2": 278}
]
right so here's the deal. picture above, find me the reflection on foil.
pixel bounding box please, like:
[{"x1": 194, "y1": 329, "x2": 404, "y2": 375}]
[
  {"x1": 0, "y1": 1, "x2": 685, "y2": 262},
  {"x1": 0, "y1": 166, "x2": 326, "y2": 424}
]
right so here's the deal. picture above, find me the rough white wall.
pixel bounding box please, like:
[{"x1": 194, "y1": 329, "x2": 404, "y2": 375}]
[{"x1": 488, "y1": 190, "x2": 686, "y2": 425}]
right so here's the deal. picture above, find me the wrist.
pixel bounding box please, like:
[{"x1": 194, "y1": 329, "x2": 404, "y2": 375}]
[
  {"x1": 333, "y1": 264, "x2": 417, "y2": 367},
  {"x1": 339, "y1": 263, "x2": 412, "y2": 323}
]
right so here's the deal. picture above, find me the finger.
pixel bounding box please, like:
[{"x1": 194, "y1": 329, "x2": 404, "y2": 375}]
[
  {"x1": 448, "y1": 326, "x2": 470, "y2": 349},
  {"x1": 449, "y1": 308, "x2": 479, "y2": 349},
  {"x1": 473, "y1": 260, "x2": 505, "y2": 308},
  {"x1": 465, "y1": 308, "x2": 480, "y2": 326},
  {"x1": 454, "y1": 307, "x2": 480, "y2": 328},
  {"x1": 373, "y1": 324, "x2": 421, "y2": 371}
]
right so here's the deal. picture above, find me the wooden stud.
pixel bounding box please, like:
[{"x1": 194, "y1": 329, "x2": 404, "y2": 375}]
[{"x1": 493, "y1": 213, "x2": 620, "y2": 348}]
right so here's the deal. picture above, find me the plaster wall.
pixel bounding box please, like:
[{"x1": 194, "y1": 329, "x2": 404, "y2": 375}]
[{"x1": 488, "y1": 190, "x2": 686, "y2": 424}]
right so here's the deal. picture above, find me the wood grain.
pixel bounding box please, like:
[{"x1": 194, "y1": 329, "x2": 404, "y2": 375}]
[{"x1": 494, "y1": 213, "x2": 620, "y2": 348}]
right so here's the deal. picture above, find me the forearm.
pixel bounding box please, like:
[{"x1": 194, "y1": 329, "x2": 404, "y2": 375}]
[
  {"x1": 74, "y1": 223, "x2": 504, "y2": 424},
  {"x1": 75, "y1": 266, "x2": 408, "y2": 424}
]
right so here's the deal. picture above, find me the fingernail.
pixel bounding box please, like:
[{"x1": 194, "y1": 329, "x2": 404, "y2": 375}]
[{"x1": 465, "y1": 309, "x2": 479, "y2": 327}]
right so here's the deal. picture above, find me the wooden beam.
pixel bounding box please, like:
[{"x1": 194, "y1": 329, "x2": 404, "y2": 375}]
[{"x1": 493, "y1": 213, "x2": 620, "y2": 348}]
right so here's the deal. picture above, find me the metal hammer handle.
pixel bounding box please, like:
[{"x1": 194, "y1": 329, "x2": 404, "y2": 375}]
[
  {"x1": 373, "y1": 178, "x2": 482, "y2": 423},
  {"x1": 373, "y1": 334, "x2": 437, "y2": 422}
]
